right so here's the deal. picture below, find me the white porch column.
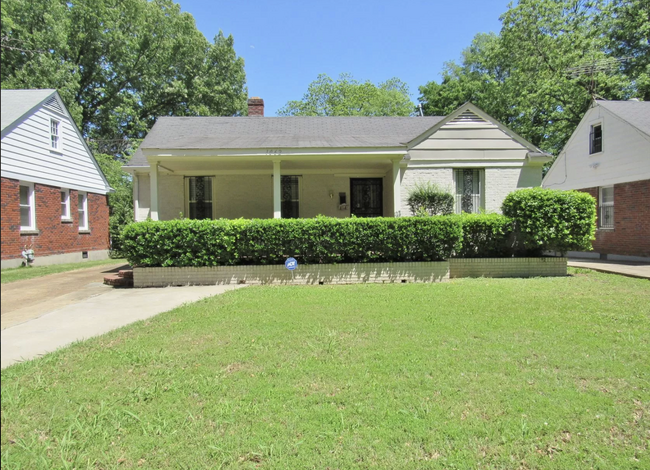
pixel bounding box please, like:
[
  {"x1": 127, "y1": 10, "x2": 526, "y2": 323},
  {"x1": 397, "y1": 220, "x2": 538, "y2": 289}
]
[
  {"x1": 150, "y1": 161, "x2": 159, "y2": 221},
  {"x1": 273, "y1": 160, "x2": 281, "y2": 219},
  {"x1": 392, "y1": 159, "x2": 401, "y2": 217}
]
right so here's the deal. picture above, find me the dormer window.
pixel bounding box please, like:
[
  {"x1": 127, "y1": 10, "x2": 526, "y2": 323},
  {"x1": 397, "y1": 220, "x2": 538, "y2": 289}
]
[
  {"x1": 589, "y1": 124, "x2": 602, "y2": 154},
  {"x1": 50, "y1": 119, "x2": 61, "y2": 150}
]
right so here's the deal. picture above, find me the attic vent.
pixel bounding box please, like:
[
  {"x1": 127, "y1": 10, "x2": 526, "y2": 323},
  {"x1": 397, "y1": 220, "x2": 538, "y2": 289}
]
[
  {"x1": 450, "y1": 111, "x2": 487, "y2": 124},
  {"x1": 44, "y1": 96, "x2": 64, "y2": 114}
]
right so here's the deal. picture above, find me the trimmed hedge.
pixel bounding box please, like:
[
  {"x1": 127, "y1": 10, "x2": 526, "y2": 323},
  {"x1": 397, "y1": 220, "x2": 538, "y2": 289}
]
[
  {"x1": 456, "y1": 213, "x2": 514, "y2": 258},
  {"x1": 121, "y1": 188, "x2": 597, "y2": 267},
  {"x1": 121, "y1": 216, "x2": 463, "y2": 267},
  {"x1": 502, "y1": 188, "x2": 596, "y2": 255}
]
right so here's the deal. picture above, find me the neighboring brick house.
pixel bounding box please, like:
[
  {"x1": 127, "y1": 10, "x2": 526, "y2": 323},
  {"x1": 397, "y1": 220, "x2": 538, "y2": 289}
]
[
  {"x1": 124, "y1": 100, "x2": 551, "y2": 222},
  {"x1": 543, "y1": 100, "x2": 650, "y2": 261},
  {"x1": 1, "y1": 89, "x2": 112, "y2": 268}
]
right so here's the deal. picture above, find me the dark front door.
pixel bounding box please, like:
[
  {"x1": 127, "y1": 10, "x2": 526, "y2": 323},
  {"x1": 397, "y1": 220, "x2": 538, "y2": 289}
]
[{"x1": 350, "y1": 178, "x2": 383, "y2": 217}]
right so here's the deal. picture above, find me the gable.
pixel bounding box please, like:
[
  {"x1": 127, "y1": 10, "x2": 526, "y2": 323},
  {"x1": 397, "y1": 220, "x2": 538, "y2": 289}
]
[
  {"x1": 408, "y1": 103, "x2": 541, "y2": 151},
  {"x1": 1, "y1": 92, "x2": 112, "y2": 194},
  {"x1": 543, "y1": 103, "x2": 650, "y2": 190},
  {"x1": 406, "y1": 104, "x2": 543, "y2": 164}
]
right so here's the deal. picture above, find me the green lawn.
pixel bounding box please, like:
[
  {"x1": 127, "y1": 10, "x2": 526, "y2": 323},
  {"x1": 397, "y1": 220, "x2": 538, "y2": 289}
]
[
  {"x1": 1, "y1": 258, "x2": 127, "y2": 284},
  {"x1": 2, "y1": 271, "x2": 649, "y2": 469}
]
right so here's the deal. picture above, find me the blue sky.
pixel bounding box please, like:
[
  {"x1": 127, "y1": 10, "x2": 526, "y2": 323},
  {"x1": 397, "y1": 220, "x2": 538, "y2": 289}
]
[{"x1": 179, "y1": 0, "x2": 511, "y2": 116}]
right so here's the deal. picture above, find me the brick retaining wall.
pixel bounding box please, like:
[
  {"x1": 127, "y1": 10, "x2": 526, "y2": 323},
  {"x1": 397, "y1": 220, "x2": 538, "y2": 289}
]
[
  {"x1": 449, "y1": 257, "x2": 567, "y2": 278},
  {"x1": 134, "y1": 262, "x2": 450, "y2": 287},
  {"x1": 134, "y1": 258, "x2": 567, "y2": 287}
]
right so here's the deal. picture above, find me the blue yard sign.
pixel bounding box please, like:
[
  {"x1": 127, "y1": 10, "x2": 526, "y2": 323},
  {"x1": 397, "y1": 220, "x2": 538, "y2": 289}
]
[{"x1": 285, "y1": 257, "x2": 297, "y2": 271}]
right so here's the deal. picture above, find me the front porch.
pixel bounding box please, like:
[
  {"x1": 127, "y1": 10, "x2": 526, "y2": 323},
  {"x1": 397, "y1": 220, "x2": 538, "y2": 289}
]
[{"x1": 131, "y1": 152, "x2": 407, "y2": 221}]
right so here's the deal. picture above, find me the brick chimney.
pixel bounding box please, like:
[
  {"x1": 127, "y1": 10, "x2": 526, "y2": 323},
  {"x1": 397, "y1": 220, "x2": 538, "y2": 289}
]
[{"x1": 248, "y1": 97, "x2": 264, "y2": 117}]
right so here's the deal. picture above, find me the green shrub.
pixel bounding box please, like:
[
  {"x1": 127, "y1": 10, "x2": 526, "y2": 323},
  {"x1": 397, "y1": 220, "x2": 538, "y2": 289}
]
[
  {"x1": 95, "y1": 153, "x2": 134, "y2": 258},
  {"x1": 502, "y1": 188, "x2": 596, "y2": 255},
  {"x1": 121, "y1": 216, "x2": 463, "y2": 267},
  {"x1": 121, "y1": 189, "x2": 597, "y2": 267},
  {"x1": 406, "y1": 182, "x2": 454, "y2": 216},
  {"x1": 457, "y1": 213, "x2": 514, "y2": 258}
]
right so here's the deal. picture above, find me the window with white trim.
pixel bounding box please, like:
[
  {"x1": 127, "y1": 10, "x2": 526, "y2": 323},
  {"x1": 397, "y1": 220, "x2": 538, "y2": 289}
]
[
  {"x1": 78, "y1": 192, "x2": 88, "y2": 231},
  {"x1": 599, "y1": 186, "x2": 614, "y2": 229},
  {"x1": 186, "y1": 177, "x2": 213, "y2": 219},
  {"x1": 61, "y1": 188, "x2": 70, "y2": 219},
  {"x1": 281, "y1": 176, "x2": 300, "y2": 218},
  {"x1": 50, "y1": 119, "x2": 61, "y2": 150},
  {"x1": 19, "y1": 182, "x2": 36, "y2": 231},
  {"x1": 454, "y1": 169, "x2": 483, "y2": 214},
  {"x1": 589, "y1": 124, "x2": 602, "y2": 154}
]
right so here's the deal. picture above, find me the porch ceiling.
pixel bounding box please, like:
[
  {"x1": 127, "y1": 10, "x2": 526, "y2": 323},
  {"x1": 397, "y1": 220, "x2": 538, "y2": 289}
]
[{"x1": 152, "y1": 157, "x2": 395, "y2": 174}]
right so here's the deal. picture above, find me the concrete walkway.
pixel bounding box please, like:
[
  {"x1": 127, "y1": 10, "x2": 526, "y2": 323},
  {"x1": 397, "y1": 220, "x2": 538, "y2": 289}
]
[
  {"x1": 2, "y1": 266, "x2": 243, "y2": 368},
  {"x1": 568, "y1": 258, "x2": 650, "y2": 280}
]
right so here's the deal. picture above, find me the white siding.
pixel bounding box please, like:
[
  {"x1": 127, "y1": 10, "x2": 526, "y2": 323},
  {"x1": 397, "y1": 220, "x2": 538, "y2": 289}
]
[
  {"x1": 1, "y1": 106, "x2": 108, "y2": 193},
  {"x1": 409, "y1": 117, "x2": 531, "y2": 163},
  {"x1": 543, "y1": 105, "x2": 650, "y2": 190}
]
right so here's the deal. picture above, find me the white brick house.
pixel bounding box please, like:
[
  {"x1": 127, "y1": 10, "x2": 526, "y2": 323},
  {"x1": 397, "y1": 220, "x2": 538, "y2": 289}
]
[{"x1": 124, "y1": 100, "x2": 550, "y2": 220}]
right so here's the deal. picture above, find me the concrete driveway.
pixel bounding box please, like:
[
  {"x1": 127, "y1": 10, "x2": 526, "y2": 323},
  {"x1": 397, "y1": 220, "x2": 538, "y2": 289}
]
[
  {"x1": 2, "y1": 262, "x2": 129, "y2": 329},
  {"x1": 1, "y1": 264, "x2": 242, "y2": 368},
  {"x1": 568, "y1": 258, "x2": 650, "y2": 280}
]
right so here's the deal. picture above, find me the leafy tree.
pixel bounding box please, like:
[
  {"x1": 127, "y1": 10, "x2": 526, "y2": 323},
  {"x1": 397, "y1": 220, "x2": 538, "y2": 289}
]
[
  {"x1": 606, "y1": 0, "x2": 650, "y2": 100},
  {"x1": 278, "y1": 73, "x2": 415, "y2": 116},
  {"x1": 419, "y1": 0, "x2": 642, "y2": 156},
  {"x1": 95, "y1": 153, "x2": 134, "y2": 256},
  {"x1": 1, "y1": 0, "x2": 247, "y2": 150}
]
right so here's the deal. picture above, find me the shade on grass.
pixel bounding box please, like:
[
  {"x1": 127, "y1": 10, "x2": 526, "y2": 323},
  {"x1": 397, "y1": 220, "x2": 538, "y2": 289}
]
[{"x1": 2, "y1": 271, "x2": 649, "y2": 469}]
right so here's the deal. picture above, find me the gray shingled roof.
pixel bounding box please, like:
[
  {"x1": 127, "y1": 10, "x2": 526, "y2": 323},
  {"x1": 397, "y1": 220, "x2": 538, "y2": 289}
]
[
  {"x1": 127, "y1": 116, "x2": 444, "y2": 167},
  {"x1": 597, "y1": 99, "x2": 650, "y2": 137},
  {"x1": 1, "y1": 89, "x2": 56, "y2": 131}
]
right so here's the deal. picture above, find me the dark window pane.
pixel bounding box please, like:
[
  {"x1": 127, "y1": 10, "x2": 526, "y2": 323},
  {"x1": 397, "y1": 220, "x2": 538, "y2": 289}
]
[
  {"x1": 281, "y1": 176, "x2": 299, "y2": 218},
  {"x1": 590, "y1": 125, "x2": 602, "y2": 153},
  {"x1": 189, "y1": 202, "x2": 212, "y2": 220},
  {"x1": 188, "y1": 177, "x2": 213, "y2": 219},
  {"x1": 281, "y1": 201, "x2": 299, "y2": 219}
]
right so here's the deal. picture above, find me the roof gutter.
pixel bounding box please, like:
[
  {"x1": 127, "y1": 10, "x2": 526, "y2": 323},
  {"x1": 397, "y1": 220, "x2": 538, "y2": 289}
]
[{"x1": 526, "y1": 151, "x2": 553, "y2": 166}]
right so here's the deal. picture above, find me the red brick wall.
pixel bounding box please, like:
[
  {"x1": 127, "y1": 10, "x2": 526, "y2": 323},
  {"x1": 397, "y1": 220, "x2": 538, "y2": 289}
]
[
  {"x1": 1, "y1": 177, "x2": 109, "y2": 260},
  {"x1": 579, "y1": 179, "x2": 650, "y2": 258}
]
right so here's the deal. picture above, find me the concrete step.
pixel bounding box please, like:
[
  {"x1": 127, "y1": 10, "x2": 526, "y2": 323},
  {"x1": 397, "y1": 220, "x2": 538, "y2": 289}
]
[{"x1": 103, "y1": 274, "x2": 134, "y2": 287}]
